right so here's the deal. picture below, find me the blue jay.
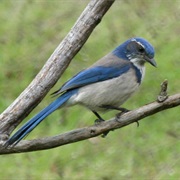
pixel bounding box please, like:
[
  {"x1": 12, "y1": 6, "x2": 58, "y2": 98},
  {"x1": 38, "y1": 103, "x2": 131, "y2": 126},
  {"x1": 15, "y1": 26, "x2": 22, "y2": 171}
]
[{"x1": 6, "y1": 37, "x2": 156, "y2": 146}]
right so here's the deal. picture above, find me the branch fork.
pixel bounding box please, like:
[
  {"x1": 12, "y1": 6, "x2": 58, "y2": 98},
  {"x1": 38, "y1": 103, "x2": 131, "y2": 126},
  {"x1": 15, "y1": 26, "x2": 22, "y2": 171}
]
[{"x1": 0, "y1": 1, "x2": 179, "y2": 154}]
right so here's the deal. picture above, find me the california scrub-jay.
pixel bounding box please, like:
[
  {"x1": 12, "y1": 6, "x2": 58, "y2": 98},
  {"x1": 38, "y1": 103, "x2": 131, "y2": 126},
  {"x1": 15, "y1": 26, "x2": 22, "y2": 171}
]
[{"x1": 6, "y1": 37, "x2": 156, "y2": 146}]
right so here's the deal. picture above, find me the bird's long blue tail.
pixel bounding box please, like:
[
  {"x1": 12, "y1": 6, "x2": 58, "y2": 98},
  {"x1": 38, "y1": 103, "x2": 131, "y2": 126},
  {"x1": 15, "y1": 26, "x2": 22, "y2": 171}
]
[{"x1": 6, "y1": 90, "x2": 76, "y2": 146}]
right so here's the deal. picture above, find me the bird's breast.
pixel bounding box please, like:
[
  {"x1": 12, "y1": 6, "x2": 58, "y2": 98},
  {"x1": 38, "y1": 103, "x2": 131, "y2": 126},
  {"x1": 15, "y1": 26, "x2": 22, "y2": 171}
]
[{"x1": 69, "y1": 69, "x2": 141, "y2": 111}]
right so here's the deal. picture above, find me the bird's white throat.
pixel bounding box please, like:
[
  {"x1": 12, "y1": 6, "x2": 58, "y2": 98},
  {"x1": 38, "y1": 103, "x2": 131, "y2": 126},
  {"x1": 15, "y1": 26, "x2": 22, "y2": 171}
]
[{"x1": 130, "y1": 58, "x2": 146, "y2": 81}]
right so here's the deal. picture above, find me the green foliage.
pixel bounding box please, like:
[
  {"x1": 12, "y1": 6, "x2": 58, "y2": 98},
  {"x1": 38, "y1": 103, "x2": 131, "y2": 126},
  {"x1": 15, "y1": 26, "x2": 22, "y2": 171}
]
[{"x1": 0, "y1": 0, "x2": 179, "y2": 179}]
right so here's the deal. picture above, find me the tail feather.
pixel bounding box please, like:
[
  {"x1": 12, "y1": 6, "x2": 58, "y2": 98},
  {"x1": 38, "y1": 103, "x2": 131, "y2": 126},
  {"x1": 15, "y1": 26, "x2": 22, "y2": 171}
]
[{"x1": 6, "y1": 90, "x2": 76, "y2": 146}]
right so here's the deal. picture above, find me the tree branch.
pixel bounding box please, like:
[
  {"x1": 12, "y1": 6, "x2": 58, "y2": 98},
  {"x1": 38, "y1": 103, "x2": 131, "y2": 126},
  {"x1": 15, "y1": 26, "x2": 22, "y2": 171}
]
[
  {"x1": 1, "y1": 1, "x2": 179, "y2": 155},
  {"x1": 0, "y1": 0, "x2": 115, "y2": 136},
  {"x1": 0, "y1": 92, "x2": 179, "y2": 154}
]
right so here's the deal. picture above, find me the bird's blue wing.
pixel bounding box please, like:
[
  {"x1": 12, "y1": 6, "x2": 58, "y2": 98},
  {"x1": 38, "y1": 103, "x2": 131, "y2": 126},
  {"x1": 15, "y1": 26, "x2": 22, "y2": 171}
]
[{"x1": 53, "y1": 64, "x2": 131, "y2": 95}]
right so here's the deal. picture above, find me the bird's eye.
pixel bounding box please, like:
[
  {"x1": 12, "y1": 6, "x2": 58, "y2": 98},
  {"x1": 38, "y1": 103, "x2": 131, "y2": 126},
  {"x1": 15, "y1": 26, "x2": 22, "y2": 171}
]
[{"x1": 138, "y1": 47, "x2": 145, "y2": 53}]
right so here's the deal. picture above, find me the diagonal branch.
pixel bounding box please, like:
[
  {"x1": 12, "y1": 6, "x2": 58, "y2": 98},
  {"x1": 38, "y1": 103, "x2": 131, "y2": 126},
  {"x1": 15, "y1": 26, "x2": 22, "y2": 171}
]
[
  {"x1": 0, "y1": 0, "x2": 115, "y2": 136},
  {"x1": 0, "y1": 92, "x2": 179, "y2": 154}
]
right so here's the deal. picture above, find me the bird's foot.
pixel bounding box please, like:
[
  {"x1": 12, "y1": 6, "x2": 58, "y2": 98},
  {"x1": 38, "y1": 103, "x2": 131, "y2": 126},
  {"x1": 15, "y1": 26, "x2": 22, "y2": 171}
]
[
  {"x1": 94, "y1": 118, "x2": 105, "y2": 125},
  {"x1": 101, "y1": 130, "x2": 110, "y2": 138},
  {"x1": 94, "y1": 118, "x2": 111, "y2": 138},
  {"x1": 117, "y1": 107, "x2": 130, "y2": 113},
  {"x1": 135, "y1": 120, "x2": 139, "y2": 127},
  {"x1": 116, "y1": 108, "x2": 129, "y2": 119},
  {"x1": 115, "y1": 109, "x2": 139, "y2": 127}
]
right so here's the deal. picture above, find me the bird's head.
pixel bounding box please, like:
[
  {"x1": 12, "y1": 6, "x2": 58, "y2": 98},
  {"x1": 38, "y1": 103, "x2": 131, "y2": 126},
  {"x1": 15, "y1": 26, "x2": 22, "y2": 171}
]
[{"x1": 113, "y1": 37, "x2": 157, "y2": 67}]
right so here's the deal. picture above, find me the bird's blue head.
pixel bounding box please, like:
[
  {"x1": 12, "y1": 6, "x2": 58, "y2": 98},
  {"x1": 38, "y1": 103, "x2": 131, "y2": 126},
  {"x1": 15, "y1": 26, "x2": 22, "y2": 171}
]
[{"x1": 112, "y1": 37, "x2": 156, "y2": 67}]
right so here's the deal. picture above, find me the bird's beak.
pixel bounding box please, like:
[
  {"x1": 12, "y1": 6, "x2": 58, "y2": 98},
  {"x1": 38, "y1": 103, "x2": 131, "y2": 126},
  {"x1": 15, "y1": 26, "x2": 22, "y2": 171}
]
[{"x1": 145, "y1": 57, "x2": 157, "y2": 67}]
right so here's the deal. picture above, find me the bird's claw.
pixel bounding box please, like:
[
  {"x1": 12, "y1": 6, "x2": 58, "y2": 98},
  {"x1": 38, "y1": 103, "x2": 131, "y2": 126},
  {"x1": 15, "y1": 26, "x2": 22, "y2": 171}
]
[
  {"x1": 94, "y1": 118, "x2": 110, "y2": 137},
  {"x1": 119, "y1": 108, "x2": 130, "y2": 113},
  {"x1": 116, "y1": 111, "x2": 140, "y2": 127},
  {"x1": 116, "y1": 109, "x2": 129, "y2": 119},
  {"x1": 136, "y1": 121, "x2": 139, "y2": 127},
  {"x1": 101, "y1": 131, "x2": 109, "y2": 138},
  {"x1": 94, "y1": 118, "x2": 105, "y2": 125}
]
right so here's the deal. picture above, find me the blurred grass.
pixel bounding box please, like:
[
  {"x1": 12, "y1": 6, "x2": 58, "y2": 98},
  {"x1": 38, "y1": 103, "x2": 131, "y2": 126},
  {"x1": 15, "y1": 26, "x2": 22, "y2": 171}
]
[{"x1": 0, "y1": 0, "x2": 180, "y2": 179}]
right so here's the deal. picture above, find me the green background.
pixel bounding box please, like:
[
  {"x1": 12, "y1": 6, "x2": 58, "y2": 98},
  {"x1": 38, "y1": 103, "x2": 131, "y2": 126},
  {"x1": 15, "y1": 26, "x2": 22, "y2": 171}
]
[{"x1": 0, "y1": 0, "x2": 179, "y2": 179}]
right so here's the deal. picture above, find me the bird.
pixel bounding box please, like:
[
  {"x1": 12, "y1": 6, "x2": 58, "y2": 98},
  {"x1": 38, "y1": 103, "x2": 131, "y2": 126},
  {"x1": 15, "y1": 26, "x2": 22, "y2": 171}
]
[{"x1": 5, "y1": 37, "x2": 156, "y2": 146}]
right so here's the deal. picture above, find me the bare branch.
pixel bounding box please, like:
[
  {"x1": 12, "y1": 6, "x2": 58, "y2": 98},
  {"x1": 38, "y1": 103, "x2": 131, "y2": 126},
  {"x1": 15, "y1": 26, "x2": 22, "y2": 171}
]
[
  {"x1": 1, "y1": 93, "x2": 179, "y2": 154},
  {"x1": 0, "y1": 0, "x2": 115, "y2": 135},
  {"x1": 0, "y1": 1, "x2": 179, "y2": 155}
]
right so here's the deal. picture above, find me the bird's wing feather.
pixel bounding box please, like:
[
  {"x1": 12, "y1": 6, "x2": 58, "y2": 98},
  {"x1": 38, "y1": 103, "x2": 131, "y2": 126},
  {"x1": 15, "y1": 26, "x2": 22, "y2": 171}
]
[{"x1": 52, "y1": 63, "x2": 131, "y2": 96}]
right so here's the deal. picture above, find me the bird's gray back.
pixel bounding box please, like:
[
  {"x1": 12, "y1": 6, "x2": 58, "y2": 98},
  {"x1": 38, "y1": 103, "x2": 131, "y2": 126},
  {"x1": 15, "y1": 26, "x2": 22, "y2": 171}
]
[{"x1": 90, "y1": 53, "x2": 130, "y2": 68}]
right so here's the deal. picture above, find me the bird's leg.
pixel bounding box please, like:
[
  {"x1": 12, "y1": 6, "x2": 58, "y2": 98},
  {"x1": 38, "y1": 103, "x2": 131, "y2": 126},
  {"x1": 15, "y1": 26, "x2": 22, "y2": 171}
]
[
  {"x1": 115, "y1": 107, "x2": 129, "y2": 118},
  {"x1": 116, "y1": 107, "x2": 139, "y2": 127},
  {"x1": 101, "y1": 105, "x2": 129, "y2": 112},
  {"x1": 101, "y1": 105, "x2": 129, "y2": 115},
  {"x1": 105, "y1": 105, "x2": 139, "y2": 127},
  {"x1": 101, "y1": 105, "x2": 139, "y2": 126},
  {"x1": 92, "y1": 111, "x2": 105, "y2": 124},
  {"x1": 92, "y1": 107, "x2": 130, "y2": 137},
  {"x1": 92, "y1": 111, "x2": 110, "y2": 137}
]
